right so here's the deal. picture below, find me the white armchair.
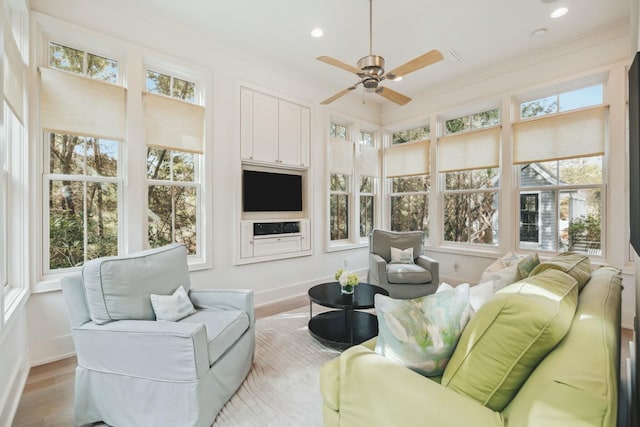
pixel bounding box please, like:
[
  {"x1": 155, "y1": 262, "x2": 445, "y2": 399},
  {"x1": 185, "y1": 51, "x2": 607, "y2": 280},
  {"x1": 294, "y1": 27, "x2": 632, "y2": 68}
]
[{"x1": 61, "y1": 243, "x2": 254, "y2": 427}]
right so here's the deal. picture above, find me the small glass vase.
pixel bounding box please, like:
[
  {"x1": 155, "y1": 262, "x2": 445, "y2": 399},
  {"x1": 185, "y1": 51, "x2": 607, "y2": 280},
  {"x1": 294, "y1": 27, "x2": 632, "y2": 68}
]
[{"x1": 340, "y1": 284, "x2": 354, "y2": 295}]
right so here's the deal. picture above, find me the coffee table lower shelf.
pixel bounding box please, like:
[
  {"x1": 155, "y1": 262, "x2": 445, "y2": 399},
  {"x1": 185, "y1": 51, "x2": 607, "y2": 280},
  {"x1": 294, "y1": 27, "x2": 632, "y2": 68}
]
[{"x1": 308, "y1": 310, "x2": 378, "y2": 350}]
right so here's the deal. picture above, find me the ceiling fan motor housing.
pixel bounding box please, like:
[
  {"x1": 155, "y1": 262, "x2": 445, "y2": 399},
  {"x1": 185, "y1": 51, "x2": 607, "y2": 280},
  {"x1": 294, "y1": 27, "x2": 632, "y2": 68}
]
[{"x1": 357, "y1": 55, "x2": 385, "y2": 77}]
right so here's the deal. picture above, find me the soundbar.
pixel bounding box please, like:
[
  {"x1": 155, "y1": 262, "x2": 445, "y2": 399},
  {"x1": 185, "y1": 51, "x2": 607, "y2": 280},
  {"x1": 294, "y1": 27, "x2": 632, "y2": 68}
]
[{"x1": 253, "y1": 221, "x2": 300, "y2": 236}]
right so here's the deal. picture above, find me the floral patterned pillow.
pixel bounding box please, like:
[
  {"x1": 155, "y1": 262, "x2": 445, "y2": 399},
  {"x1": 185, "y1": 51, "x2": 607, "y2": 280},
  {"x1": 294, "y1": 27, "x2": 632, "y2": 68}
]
[{"x1": 374, "y1": 283, "x2": 470, "y2": 377}]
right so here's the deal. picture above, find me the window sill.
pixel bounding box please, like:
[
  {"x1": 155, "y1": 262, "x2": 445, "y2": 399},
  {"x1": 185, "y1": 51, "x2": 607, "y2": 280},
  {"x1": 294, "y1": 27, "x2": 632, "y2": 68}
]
[{"x1": 426, "y1": 244, "x2": 503, "y2": 260}]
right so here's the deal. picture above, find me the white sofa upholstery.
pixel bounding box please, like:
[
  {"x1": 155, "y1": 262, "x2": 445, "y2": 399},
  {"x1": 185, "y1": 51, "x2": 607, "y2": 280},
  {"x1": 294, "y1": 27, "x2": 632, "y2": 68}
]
[{"x1": 61, "y1": 243, "x2": 255, "y2": 427}]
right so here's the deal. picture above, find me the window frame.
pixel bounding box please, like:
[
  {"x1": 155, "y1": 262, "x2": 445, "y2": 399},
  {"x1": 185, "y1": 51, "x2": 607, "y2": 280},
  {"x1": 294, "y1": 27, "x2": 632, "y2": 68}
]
[
  {"x1": 385, "y1": 122, "x2": 431, "y2": 236},
  {"x1": 513, "y1": 82, "x2": 606, "y2": 257},
  {"x1": 144, "y1": 63, "x2": 205, "y2": 261},
  {"x1": 39, "y1": 40, "x2": 125, "y2": 276}
]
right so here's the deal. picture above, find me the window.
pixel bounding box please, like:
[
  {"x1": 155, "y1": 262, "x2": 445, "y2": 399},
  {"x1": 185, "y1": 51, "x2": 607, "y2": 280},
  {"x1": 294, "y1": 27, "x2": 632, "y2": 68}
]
[
  {"x1": 41, "y1": 42, "x2": 124, "y2": 272},
  {"x1": 358, "y1": 130, "x2": 378, "y2": 238},
  {"x1": 387, "y1": 124, "x2": 430, "y2": 233},
  {"x1": 1, "y1": 105, "x2": 10, "y2": 297},
  {"x1": 329, "y1": 122, "x2": 351, "y2": 241},
  {"x1": 46, "y1": 134, "x2": 120, "y2": 269},
  {"x1": 439, "y1": 109, "x2": 501, "y2": 246},
  {"x1": 514, "y1": 86, "x2": 605, "y2": 255},
  {"x1": 145, "y1": 69, "x2": 203, "y2": 255},
  {"x1": 520, "y1": 84, "x2": 603, "y2": 119}
]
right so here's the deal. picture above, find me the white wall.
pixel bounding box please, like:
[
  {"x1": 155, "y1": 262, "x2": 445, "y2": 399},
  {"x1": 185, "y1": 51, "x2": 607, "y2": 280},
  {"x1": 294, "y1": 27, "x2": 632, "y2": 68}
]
[
  {"x1": 23, "y1": 0, "x2": 637, "y2": 370},
  {"x1": 0, "y1": 307, "x2": 29, "y2": 427}
]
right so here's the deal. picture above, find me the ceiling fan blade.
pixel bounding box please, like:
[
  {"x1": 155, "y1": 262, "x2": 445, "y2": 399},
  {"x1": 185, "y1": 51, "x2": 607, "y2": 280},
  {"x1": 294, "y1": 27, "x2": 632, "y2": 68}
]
[
  {"x1": 385, "y1": 49, "x2": 444, "y2": 80},
  {"x1": 375, "y1": 86, "x2": 411, "y2": 106},
  {"x1": 320, "y1": 86, "x2": 357, "y2": 105},
  {"x1": 316, "y1": 56, "x2": 362, "y2": 75}
]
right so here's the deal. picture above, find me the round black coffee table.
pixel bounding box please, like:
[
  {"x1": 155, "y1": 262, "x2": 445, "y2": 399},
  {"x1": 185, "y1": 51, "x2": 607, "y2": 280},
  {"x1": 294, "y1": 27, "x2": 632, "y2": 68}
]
[{"x1": 307, "y1": 282, "x2": 389, "y2": 350}]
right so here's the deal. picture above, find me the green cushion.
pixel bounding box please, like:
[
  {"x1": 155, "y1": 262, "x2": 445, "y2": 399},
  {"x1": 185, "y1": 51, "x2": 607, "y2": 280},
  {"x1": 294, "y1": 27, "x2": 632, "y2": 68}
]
[
  {"x1": 528, "y1": 252, "x2": 591, "y2": 290},
  {"x1": 374, "y1": 283, "x2": 470, "y2": 377},
  {"x1": 441, "y1": 269, "x2": 578, "y2": 411},
  {"x1": 517, "y1": 253, "x2": 540, "y2": 279}
]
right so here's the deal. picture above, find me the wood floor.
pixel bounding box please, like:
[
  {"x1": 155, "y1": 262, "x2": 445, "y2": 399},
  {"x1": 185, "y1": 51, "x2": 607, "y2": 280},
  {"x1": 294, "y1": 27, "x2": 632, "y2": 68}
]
[{"x1": 9, "y1": 300, "x2": 635, "y2": 427}]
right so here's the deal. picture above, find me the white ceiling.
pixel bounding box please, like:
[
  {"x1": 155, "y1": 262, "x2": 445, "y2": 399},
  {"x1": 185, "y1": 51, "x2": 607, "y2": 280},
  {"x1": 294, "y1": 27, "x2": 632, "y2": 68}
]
[{"x1": 66, "y1": 0, "x2": 634, "y2": 105}]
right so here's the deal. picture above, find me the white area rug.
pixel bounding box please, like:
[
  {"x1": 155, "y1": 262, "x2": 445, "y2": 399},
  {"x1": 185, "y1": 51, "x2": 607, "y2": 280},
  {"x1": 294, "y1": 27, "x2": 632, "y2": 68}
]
[{"x1": 213, "y1": 308, "x2": 340, "y2": 426}]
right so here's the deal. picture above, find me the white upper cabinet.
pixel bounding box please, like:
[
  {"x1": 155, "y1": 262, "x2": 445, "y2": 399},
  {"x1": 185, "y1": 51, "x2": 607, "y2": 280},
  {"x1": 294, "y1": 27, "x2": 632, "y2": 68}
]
[{"x1": 241, "y1": 87, "x2": 310, "y2": 168}]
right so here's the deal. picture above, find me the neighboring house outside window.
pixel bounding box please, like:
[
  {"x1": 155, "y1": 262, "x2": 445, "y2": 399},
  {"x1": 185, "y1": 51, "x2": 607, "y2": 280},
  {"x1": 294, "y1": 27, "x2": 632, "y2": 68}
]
[
  {"x1": 515, "y1": 84, "x2": 605, "y2": 255},
  {"x1": 439, "y1": 109, "x2": 501, "y2": 246},
  {"x1": 42, "y1": 42, "x2": 122, "y2": 271},
  {"x1": 145, "y1": 69, "x2": 202, "y2": 255},
  {"x1": 387, "y1": 125, "x2": 430, "y2": 234}
]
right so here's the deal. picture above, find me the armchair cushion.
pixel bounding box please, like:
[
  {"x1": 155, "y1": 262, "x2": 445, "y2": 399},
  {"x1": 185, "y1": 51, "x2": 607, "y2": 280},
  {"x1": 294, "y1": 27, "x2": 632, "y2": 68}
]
[
  {"x1": 442, "y1": 269, "x2": 578, "y2": 411},
  {"x1": 180, "y1": 309, "x2": 250, "y2": 365},
  {"x1": 82, "y1": 243, "x2": 190, "y2": 324},
  {"x1": 387, "y1": 263, "x2": 432, "y2": 284}
]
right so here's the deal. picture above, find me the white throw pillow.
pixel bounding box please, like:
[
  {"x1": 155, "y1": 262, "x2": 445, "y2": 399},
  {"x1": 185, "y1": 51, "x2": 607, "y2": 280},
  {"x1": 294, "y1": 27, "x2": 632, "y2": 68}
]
[
  {"x1": 390, "y1": 246, "x2": 414, "y2": 264},
  {"x1": 469, "y1": 280, "x2": 495, "y2": 317},
  {"x1": 150, "y1": 285, "x2": 196, "y2": 321}
]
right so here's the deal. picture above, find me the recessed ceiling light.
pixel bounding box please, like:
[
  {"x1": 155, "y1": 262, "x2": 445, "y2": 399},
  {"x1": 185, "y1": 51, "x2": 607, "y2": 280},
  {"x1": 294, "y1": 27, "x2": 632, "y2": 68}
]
[
  {"x1": 550, "y1": 7, "x2": 568, "y2": 18},
  {"x1": 392, "y1": 76, "x2": 403, "y2": 81},
  {"x1": 310, "y1": 28, "x2": 323, "y2": 38}
]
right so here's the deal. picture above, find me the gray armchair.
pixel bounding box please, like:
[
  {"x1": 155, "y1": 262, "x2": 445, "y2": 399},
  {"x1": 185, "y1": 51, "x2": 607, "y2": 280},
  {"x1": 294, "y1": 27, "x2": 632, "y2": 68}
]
[
  {"x1": 61, "y1": 243, "x2": 255, "y2": 427},
  {"x1": 367, "y1": 229, "x2": 439, "y2": 299}
]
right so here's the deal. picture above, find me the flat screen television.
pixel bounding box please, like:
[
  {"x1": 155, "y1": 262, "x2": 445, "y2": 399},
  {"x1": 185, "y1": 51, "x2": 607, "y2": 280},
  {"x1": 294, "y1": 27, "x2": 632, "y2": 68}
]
[{"x1": 242, "y1": 170, "x2": 303, "y2": 212}]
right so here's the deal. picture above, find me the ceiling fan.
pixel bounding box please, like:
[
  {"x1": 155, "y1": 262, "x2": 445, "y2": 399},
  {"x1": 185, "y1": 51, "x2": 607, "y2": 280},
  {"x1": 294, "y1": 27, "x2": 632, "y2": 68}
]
[{"x1": 317, "y1": 0, "x2": 443, "y2": 106}]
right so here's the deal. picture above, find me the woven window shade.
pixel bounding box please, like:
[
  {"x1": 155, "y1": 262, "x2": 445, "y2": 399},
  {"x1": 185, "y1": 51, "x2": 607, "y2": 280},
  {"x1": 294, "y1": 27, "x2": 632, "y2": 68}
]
[
  {"x1": 144, "y1": 92, "x2": 205, "y2": 154},
  {"x1": 358, "y1": 144, "x2": 380, "y2": 177},
  {"x1": 4, "y1": 32, "x2": 24, "y2": 122},
  {"x1": 40, "y1": 67, "x2": 126, "y2": 140},
  {"x1": 385, "y1": 140, "x2": 429, "y2": 178},
  {"x1": 329, "y1": 137, "x2": 354, "y2": 175},
  {"x1": 513, "y1": 106, "x2": 606, "y2": 164},
  {"x1": 438, "y1": 126, "x2": 500, "y2": 173}
]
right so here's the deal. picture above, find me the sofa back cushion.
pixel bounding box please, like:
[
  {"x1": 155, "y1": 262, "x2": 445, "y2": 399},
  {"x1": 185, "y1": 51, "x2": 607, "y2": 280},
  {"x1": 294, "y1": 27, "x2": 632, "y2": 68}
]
[
  {"x1": 82, "y1": 243, "x2": 191, "y2": 324},
  {"x1": 528, "y1": 252, "x2": 591, "y2": 290},
  {"x1": 370, "y1": 229, "x2": 423, "y2": 263},
  {"x1": 441, "y1": 269, "x2": 578, "y2": 411}
]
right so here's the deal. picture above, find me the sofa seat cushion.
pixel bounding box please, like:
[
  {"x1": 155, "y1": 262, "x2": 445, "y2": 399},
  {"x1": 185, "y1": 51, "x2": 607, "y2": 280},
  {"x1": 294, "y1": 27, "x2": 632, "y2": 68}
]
[
  {"x1": 442, "y1": 269, "x2": 579, "y2": 411},
  {"x1": 180, "y1": 309, "x2": 250, "y2": 365},
  {"x1": 82, "y1": 244, "x2": 191, "y2": 324},
  {"x1": 529, "y1": 252, "x2": 592, "y2": 290},
  {"x1": 386, "y1": 263, "x2": 432, "y2": 284}
]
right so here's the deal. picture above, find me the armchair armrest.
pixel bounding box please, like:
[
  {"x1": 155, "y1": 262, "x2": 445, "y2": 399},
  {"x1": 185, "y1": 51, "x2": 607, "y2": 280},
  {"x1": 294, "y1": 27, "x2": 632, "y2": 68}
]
[
  {"x1": 189, "y1": 289, "x2": 254, "y2": 324},
  {"x1": 72, "y1": 320, "x2": 210, "y2": 381},
  {"x1": 322, "y1": 344, "x2": 503, "y2": 427},
  {"x1": 417, "y1": 254, "x2": 439, "y2": 284},
  {"x1": 368, "y1": 253, "x2": 388, "y2": 286}
]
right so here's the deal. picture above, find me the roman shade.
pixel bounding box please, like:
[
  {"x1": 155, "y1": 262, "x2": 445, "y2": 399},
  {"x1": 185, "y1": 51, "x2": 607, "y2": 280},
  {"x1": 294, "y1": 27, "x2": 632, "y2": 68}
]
[
  {"x1": 358, "y1": 144, "x2": 380, "y2": 177},
  {"x1": 438, "y1": 126, "x2": 500, "y2": 173},
  {"x1": 385, "y1": 140, "x2": 429, "y2": 178},
  {"x1": 143, "y1": 92, "x2": 205, "y2": 154},
  {"x1": 513, "y1": 106, "x2": 606, "y2": 164},
  {"x1": 40, "y1": 67, "x2": 126, "y2": 140},
  {"x1": 329, "y1": 137, "x2": 354, "y2": 175},
  {"x1": 4, "y1": 30, "x2": 24, "y2": 122}
]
